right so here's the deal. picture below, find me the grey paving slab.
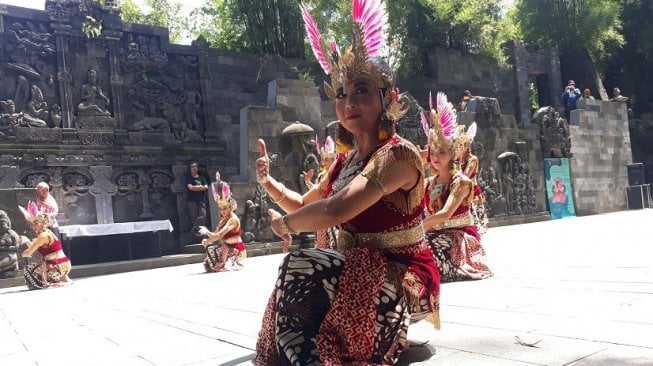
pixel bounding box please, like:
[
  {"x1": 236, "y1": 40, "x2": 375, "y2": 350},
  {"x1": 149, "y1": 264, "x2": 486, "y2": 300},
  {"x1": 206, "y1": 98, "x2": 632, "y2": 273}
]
[
  {"x1": 1, "y1": 210, "x2": 652, "y2": 365},
  {"x1": 567, "y1": 345, "x2": 653, "y2": 366}
]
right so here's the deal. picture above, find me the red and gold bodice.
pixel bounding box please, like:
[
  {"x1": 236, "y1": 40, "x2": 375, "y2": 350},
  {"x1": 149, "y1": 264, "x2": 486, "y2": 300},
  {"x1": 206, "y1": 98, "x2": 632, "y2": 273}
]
[
  {"x1": 459, "y1": 153, "x2": 483, "y2": 198},
  {"x1": 325, "y1": 136, "x2": 426, "y2": 250},
  {"x1": 220, "y1": 216, "x2": 243, "y2": 244},
  {"x1": 425, "y1": 172, "x2": 478, "y2": 238},
  {"x1": 36, "y1": 235, "x2": 70, "y2": 265}
]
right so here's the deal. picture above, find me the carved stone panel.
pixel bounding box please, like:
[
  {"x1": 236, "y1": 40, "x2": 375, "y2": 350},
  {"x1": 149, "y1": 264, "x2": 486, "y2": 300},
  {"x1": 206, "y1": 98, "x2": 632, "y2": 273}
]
[{"x1": 532, "y1": 106, "x2": 572, "y2": 158}]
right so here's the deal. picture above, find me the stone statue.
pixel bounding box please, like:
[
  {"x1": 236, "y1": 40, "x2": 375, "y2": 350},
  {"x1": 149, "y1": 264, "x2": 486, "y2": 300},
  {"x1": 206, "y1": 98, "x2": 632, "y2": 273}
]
[
  {"x1": 50, "y1": 103, "x2": 62, "y2": 128},
  {"x1": 280, "y1": 122, "x2": 319, "y2": 194},
  {"x1": 183, "y1": 90, "x2": 201, "y2": 131},
  {"x1": 77, "y1": 68, "x2": 111, "y2": 116},
  {"x1": 611, "y1": 87, "x2": 629, "y2": 103},
  {"x1": 22, "y1": 85, "x2": 49, "y2": 127},
  {"x1": 533, "y1": 106, "x2": 571, "y2": 158},
  {"x1": 0, "y1": 210, "x2": 20, "y2": 278},
  {"x1": 1, "y1": 99, "x2": 23, "y2": 128}
]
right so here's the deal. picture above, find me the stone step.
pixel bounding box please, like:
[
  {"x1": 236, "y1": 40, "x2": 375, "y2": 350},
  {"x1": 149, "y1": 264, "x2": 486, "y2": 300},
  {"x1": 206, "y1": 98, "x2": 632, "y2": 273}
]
[
  {"x1": 488, "y1": 212, "x2": 551, "y2": 228},
  {"x1": 0, "y1": 254, "x2": 205, "y2": 289}
]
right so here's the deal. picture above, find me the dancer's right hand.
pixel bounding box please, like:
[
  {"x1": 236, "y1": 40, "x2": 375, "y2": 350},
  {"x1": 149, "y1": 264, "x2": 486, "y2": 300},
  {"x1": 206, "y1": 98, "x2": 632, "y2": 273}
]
[{"x1": 256, "y1": 139, "x2": 270, "y2": 184}]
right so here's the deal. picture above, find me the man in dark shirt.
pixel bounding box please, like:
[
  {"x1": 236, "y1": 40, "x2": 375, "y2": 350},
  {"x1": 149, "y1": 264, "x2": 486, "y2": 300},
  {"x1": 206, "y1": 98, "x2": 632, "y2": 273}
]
[
  {"x1": 561, "y1": 80, "x2": 581, "y2": 121},
  {"x1": 185, "y1": 162, "x2": 208, "y2": 237}
]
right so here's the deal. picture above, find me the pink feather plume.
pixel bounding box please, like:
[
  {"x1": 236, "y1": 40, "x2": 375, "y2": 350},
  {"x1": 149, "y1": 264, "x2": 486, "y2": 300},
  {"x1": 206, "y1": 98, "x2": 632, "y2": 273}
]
[
  {"x1": 300, "y1": 3, "x2": 331, "y2": 75},
  {"x1": 324, "y1": 136, "x2": 335, "y2": 153},
  {"x1": 467, "y1": 122, "x2": 477, "y2": 140},
  {"x1": 221, "y1": 182, "x2": 232, "y2": 201},
  {"x1": 352, "y1": 0, "x2": 388, "y2": 57},
  {"x1": 27, "y1": 201, "x2": 39, "y2": 217},
  {"x1": 436, "y1": 92, "x2": 457, "y2": 138},
  {"x1": 420, "y1": 111, "x2": 430, "y2": 136},
  {"x1": 315, "y1": 134, "x2": 321, "y2": 154}
]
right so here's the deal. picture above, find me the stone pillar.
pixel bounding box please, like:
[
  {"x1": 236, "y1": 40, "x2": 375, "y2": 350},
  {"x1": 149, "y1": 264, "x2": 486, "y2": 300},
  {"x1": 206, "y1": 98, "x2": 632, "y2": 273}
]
[
  {"x1": 106, "y1": 30, "x2": 125, "y2": 130},
  {"x1": 267, "y1": 79, "x2": 324, "y2": 134},
  {"x1": 89, "y1": 165, "x2": 117, "y2": 224},
  {"x1": 51, "y1": 23, "x2": 74, "y2": 129},
  {"x1": 193, "y1": 37, "x2": 216, "y2": 144},
  {"x1": 171, "y1": 164, "x2": 190, "y2": 232},
  {"x1": 240, "y1": 106, "x2": 285, "y2": 182},
  {"x1": 569, "y1": 99, "x2": 632, "y2": 215},
  {"x1": 506, "y1": 41, "x2": 532, "y2": 127}
]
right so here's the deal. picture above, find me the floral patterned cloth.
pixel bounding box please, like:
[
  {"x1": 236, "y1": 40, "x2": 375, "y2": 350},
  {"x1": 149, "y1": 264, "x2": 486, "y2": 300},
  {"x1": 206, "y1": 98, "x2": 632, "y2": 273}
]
[{"x1": 254, "y1": 137, "x2": 440, "y2": 365}]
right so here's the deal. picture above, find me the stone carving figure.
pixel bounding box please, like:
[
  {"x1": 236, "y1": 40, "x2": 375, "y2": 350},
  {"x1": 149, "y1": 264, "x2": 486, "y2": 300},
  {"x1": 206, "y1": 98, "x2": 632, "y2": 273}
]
[
  {"x1": 1, "y1": 100, "x2": 23, "y2": 128},
  {"x1": 77, "y1": 68, "x2": 111, "y2": 116},
  {"x1": 479, "y1": 166, "x2": 501, "y2": 217},
  {"x1": 183, "y1": 90, "x2": 201, "y2": 131},
  {"x1": 533, "y1": 106, "x2": 571, "y2": 158},
  {"x1": 50, "y1": 103, "x2": 62, "y2": 127},
  {"x1": 0, "y1": 210, "x2": 21, "y2": 278},
  {"x1": 22, "y1": 85, "x2": 49, "y2": 127}
]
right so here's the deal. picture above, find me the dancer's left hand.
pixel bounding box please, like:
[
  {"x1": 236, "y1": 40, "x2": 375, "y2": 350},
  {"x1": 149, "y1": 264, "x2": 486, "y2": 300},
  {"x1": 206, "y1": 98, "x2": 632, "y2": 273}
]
[{"x1": 268, "y1": 208, "x2": 291, "y2": 251}]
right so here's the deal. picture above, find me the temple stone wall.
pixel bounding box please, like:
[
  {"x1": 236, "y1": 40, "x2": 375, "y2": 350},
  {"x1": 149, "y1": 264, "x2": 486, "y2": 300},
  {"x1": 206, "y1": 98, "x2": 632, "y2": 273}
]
[{"x1": 568, "y1": 99, "x2": 632, "y2": 214}]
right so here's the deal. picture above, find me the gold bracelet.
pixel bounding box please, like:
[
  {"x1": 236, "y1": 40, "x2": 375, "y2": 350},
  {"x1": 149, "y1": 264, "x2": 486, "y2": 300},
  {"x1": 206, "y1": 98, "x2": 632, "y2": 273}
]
[
  {"x1": 271, "y1": 185, "x2": 287, "y2": 204},
  {"x1": 279, "y1": 215, "x2": 297, "y2": 235}
]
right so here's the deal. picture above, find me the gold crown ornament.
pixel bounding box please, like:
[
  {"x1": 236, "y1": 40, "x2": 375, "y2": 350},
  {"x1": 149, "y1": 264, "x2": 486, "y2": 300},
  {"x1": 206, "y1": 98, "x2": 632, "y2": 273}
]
[
  {"x1": 212, "y1": 182, "x2": 236, "y2": 211},
  {"x1": 421, "y1": 92, "x2": 458, "y2": 153},
  {"x1": 18, "y1": 201, "x2": 51, "y2": 227},
  {"x1": 453, "y1": 122, "x2": 477, "y2": 150},
  {"x1": 300, "y1": 0, "x2": 407, "y2": 148},
  {"x1": 316, "y1": 135, "x2": 336, "y2": 161}
]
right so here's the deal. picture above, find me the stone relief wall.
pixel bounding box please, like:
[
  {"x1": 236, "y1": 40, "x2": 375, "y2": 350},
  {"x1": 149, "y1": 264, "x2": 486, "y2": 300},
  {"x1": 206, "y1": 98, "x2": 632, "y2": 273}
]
[
  {"x1": 0, "y1": 1, "x2": 311, "y2": 249},
  {"x1": 0, "y1": 0, "x2": 633, "y2": 253}
]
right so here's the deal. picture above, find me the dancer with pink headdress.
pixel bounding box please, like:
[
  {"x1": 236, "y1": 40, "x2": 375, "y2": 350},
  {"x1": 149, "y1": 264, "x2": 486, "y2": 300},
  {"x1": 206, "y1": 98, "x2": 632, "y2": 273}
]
[
  {"x1": 453, "y1": 122, "x2": 489, "y2": 235},
  {"x1": 421, "y1": 93, "x2": 493, "y2": 282},
  {"x1": 200, "y1": 182, "x2": 246, "y2": 272},
  {"x1": 18, "y1": 201, "x2": 72, "y2": 289},
  {"x1": 254, "y1": 0, "x2": 440, "y2": 364}
]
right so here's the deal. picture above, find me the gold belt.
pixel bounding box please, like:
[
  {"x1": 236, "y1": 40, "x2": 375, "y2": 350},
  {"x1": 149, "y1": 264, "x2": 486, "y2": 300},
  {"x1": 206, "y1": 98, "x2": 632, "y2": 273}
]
[
  {"x1": 223, "y1": 236, "x2": 242, "y2": 244},
  {"x1": 44, "y1": 251, "x2": 66, "y2": 261},
  {"x1": 338, "y1": 225, "x2": 425, "y2": 250},
  {"x1": 441, "y1": 212, "x2": 473, "y2": 229}
]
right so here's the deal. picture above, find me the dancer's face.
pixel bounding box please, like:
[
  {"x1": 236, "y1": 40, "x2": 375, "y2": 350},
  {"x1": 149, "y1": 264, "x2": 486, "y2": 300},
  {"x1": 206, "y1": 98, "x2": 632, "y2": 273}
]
[
  {"x1": 430, "y1": 147, "x2": 452, "y2": 173},
  {"x1": 335, "y1": 80, "x2": 383, "y2": 136}
]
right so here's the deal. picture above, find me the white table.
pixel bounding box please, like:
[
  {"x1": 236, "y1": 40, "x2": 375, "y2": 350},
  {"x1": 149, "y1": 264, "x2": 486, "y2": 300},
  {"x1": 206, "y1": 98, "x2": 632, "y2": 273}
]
[{"x1": 59, "y1": 220, "x2": 174, "y2": 262}]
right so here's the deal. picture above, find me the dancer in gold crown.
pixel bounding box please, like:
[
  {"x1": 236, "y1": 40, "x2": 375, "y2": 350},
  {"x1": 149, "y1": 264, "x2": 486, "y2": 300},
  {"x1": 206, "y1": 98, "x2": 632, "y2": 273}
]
[{"x1": 253, "y1": 1, "x2": 440, "y2": 364}]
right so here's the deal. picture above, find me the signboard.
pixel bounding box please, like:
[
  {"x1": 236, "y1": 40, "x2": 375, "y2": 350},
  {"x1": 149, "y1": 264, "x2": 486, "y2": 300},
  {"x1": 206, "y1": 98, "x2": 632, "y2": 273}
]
[{"x1": 544, "y1": 158, "x2": 576, "y2": 219}]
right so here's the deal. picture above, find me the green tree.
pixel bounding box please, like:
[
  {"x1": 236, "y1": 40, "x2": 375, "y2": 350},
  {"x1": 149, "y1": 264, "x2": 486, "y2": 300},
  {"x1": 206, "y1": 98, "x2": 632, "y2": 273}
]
[
  {"x1": 119, "y1": 0, "x2": 187, "y2": 44},
  {"x1": 605, "y1": 0, "x2": 653, "y2": 115},
  {"x1": 515, "y1": 0, "x2": 624, "y2": 63},
  {"x1": 192, "y1": 0, "x2": 305, "y2": 58}
]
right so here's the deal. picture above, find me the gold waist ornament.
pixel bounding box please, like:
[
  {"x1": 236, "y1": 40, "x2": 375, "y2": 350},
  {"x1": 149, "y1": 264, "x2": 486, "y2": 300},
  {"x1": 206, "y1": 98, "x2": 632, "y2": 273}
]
[{"x1": 338, "y1": 225, "x2": 425, "y2": 250}]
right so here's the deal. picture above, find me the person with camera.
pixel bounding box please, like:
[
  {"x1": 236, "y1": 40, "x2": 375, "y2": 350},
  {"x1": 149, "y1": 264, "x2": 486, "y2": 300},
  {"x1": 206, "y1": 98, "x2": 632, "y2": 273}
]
[{"x1": 561, "y1": 80, "x2": 581, "y2": 121}]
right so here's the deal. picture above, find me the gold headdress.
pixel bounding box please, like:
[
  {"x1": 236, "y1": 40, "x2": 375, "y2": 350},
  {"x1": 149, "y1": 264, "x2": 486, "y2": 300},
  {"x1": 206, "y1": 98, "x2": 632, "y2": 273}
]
[
  {"x1": 453, "y1": 122, "x2": 477, "y2": 149},
  {"x1": 212, "y1": 182, "x2": 236, "y2": 211},
  {"x1": 316, "y1": 135, "x2": 336, "y2": 161},
  {"x1": 18, "y1": 201, "x2": 51, "y2": 227},
  {"x1": 421, "y1": 92, "x2": 458, "y2": 154},
  {"x1": 300, "y1": 0, "x2": 405, "y2": 144}
]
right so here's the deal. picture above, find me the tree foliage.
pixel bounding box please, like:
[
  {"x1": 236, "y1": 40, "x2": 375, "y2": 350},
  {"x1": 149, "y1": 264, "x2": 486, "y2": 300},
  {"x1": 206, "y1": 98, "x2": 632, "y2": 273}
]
[
  {"x1": 119, "y1": 0, "x2": 187, "y2": 44},
  {"x1": 191, "y1": 0, "x2": 305, "y2": 58},
  {"x1": 605, "y1": 0, "x2": 653, "y2": 115},
  {"x1": 515, "y1": 0, "x2": 624, "y2": 63}
]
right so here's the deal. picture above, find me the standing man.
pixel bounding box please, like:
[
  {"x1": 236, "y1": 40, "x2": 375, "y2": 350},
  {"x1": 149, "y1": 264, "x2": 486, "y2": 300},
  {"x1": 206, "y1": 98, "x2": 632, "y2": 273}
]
[
  {"x1": 185, "y1": 162, "x2": 208, "y2": 237},
  {"x1": 561, "y1": 80, "x2": 581, "y2": 121}
]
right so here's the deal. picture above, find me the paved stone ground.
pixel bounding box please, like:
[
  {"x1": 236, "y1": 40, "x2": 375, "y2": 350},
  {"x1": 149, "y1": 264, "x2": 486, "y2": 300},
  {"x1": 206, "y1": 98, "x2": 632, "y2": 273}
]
[{"x1": 1, "y1": 209, "x2": 652, "y2": 366}]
